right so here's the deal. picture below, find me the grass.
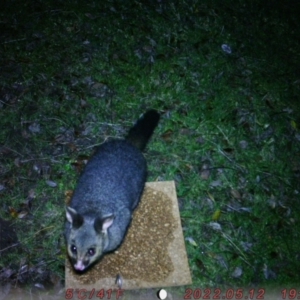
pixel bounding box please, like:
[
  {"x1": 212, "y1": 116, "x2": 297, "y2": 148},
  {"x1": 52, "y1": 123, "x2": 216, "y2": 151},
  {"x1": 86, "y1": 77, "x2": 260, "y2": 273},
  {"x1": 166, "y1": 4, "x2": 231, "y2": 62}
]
[{"x1": 1, "y1": 0, "x2": 300, "y2": 297}]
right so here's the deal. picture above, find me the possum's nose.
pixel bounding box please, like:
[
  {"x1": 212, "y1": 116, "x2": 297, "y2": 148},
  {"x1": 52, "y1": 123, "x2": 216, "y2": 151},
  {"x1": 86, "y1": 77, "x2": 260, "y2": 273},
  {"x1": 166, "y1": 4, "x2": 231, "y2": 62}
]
[{"x1": 74, "y1": 260, "x2": 86, "y2": 271}]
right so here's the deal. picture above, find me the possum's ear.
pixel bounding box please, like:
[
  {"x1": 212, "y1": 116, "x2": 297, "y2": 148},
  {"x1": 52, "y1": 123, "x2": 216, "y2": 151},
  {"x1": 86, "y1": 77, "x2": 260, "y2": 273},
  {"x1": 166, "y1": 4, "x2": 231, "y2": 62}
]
[
  {"x1": 94, "y1": 215, "x2": 115, "y2": 234},
  {"x1": 66, "y1": 207, "x2": 84, "y2": 228}
]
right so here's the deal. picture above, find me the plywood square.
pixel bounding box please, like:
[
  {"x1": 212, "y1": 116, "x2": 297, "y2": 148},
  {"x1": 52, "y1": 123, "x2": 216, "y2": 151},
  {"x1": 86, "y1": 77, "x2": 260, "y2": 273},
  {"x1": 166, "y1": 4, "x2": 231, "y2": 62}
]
[{"x1": 65, "y1": 181, "x2": 192, "y2": 290}]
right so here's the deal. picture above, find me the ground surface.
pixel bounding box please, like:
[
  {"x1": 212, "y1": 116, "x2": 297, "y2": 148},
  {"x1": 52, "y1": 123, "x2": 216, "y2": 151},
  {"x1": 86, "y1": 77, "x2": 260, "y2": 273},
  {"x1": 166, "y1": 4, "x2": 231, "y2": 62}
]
[{"x1": 0, "y1": 0, "x2": 300, "y2": 299}]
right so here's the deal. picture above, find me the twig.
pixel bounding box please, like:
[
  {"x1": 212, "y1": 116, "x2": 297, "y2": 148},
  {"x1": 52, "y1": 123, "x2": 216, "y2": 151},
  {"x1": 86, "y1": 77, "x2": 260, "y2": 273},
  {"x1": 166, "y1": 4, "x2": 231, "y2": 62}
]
[
  {"x1": 221, "y1": 232, "x2": 251, "y2": 267},
  {"x1": 218, "y1": 148, "x2": 247, "y2": 174},
  {"x1": 2, "y1": 38, "x2": 26, "y2": 44},
  {"x1": 0, "y1": 242, "x2": 20, "y2": 253}
]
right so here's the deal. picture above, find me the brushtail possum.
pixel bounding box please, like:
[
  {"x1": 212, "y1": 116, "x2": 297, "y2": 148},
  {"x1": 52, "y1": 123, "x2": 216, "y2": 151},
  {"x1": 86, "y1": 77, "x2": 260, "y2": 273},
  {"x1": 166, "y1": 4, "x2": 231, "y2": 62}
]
[{"x1": 65, "y1": 110, "x2": 160, "y2": 272}]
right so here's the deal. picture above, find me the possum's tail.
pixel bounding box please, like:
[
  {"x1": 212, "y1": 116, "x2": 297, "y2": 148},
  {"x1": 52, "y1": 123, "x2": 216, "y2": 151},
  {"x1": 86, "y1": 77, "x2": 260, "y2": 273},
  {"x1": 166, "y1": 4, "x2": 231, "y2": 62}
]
[{"x1": 126, "y1": 109, "x2": 160, "y2": 151}]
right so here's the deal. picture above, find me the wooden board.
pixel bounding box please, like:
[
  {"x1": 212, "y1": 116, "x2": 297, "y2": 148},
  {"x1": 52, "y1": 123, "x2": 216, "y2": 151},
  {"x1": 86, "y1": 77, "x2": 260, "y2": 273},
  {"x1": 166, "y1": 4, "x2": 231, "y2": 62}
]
[{"x1": 65, "y1": 181, "x2": 192, "y2": 291}]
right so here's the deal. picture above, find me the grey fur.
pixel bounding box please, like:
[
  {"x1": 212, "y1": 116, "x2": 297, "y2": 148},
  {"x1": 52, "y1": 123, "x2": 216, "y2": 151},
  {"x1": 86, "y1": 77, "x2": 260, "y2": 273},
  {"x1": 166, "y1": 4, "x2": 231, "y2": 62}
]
[{"x1": 65, "y1": 110, "x2": 160, "y2": 272}]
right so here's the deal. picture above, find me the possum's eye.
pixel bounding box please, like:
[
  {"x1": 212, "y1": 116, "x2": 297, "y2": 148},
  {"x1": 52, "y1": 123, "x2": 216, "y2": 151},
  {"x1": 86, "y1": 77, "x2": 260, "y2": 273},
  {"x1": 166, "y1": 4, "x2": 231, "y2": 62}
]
[
  {"x1": 88, "y1": 248, "x2": 95, "y2": 256},
  {"x1": 71, "y1": 245, "x2": 77, "y2": 254}
]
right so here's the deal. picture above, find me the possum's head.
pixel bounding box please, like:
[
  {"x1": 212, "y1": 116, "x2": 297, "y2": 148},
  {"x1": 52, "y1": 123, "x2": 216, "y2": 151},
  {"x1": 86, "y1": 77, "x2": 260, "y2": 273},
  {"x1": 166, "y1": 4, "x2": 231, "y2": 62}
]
[{"x1": 65, "y1": 207, "x2": 114, "y2": 272}]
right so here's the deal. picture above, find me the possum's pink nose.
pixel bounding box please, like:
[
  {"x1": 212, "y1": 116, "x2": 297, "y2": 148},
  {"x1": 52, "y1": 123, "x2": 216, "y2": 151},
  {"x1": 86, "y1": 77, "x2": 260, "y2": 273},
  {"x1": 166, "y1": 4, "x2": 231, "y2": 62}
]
[{"x1": 74, "y1": 260, "x2": 85, "y2": 271}]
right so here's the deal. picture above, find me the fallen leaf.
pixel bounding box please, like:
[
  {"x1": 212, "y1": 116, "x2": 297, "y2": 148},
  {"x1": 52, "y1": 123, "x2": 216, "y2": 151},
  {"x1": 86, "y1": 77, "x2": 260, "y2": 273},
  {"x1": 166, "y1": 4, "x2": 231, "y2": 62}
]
[
  {"x1": 212, "y1": 209, "x2": 221, "y2": 221},
  {"x1": 208, "y1": 222, "x2": 222, "y2": 231},
  {"x1": 231, "y1": 189, "x2": 241, "y2": 199},
  {"x1": 210, "y1": 180, "x2": 223, "y2": 187},
  {"x1": 185, "y1": 237, "x2": 197, "y2": 247},
  {"x1": 65, "y1": 190, "x2": 73, "y2": 205},
  {"x1": 232, "y1": 266, "x2": 243, "y2": 278},
  {"x1": 46, "y1": 180, "x2": 57, "y2": 188},
  {"x1": 291, "y1": 120, "x2": 297, "y2": 130},
  {"x1": 18, "y1": 211, "x2": 28, "y2": 219},
  {"x1": 161, "y1": 130, "x2": 173, "y2": 142},
  {"x1": 9, "y1": 207, "x2": 18, "y2": 218},
  {"x1": 200, "y1": 163, "x2": 211, "y2": 180}
]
